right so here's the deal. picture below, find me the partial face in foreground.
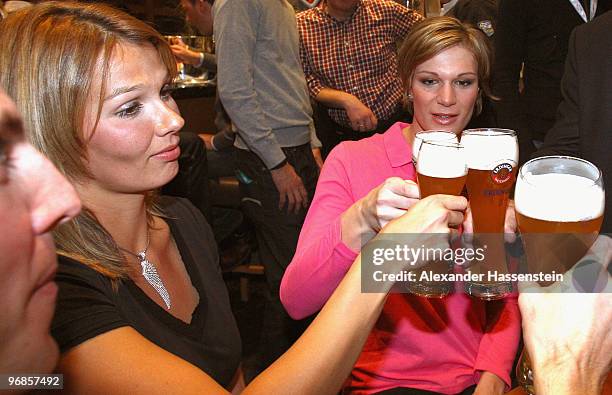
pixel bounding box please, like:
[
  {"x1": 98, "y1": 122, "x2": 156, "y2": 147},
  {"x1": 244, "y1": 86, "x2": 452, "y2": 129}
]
[
  {"x1": 0, "y1": 89, "x2": 81, "y2": 374},
  {"x1": 409, "y1": 45, "x2": 479, "y2": 135},
  {"x1": 81, "y1": 42, "x2": 184, "y2": 195}
]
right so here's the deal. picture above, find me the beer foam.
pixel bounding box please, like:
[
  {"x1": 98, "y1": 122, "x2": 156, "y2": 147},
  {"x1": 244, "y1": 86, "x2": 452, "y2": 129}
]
[
  {"x1": 515, "y1": 173, "x2": 605, "y2": 222},
  {"x1": 461, "y1": 133, "x2": 518, "y2": 170},
  {"x1": 417, "y1": 143, "x2": 467, "y2": 178},
  {"x1": 412, "y1": 131, "x2": 458, "y2": 162}
]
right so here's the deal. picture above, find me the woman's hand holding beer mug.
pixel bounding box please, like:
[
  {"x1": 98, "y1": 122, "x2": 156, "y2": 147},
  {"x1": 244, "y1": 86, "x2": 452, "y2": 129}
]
[
  {"x1": 518, "y1": 235, "x2": 612, "y2": 395},
  {"x1": 368, "y1": 194, "x2": 468, "y2": 295},
  {"x1": 381, "y1": 194, "x2": 467, "y2": 238},
  {"x1": 341, "y1": 177, "x2": 420, "y2": 250}
]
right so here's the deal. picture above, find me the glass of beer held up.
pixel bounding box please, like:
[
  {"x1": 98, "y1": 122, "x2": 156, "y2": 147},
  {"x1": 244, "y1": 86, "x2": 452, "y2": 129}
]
[
  {"x1": 410, "y1": 140, "x2": 467, "y2": 297},
  {"x1": 461, "y1": 128, "x2": 518, "y2": 300},
  {"x1": 515, "y1": 156, "x2": 604, "y2": 277},
  {"x1": 514, "y1": 156, "x2": 605, "y2": 395},
  {"x1": 412, "y1": 130, "x2": 458, "y2": 166}
]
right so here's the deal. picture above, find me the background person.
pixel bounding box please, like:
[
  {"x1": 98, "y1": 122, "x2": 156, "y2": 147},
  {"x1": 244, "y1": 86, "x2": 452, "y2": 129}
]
[
  {"x1": 297, "y1": 0, "x2": 423, "y2": 156},
  {"x1": 533, "y1": 9, "x2": 612, "y2": 234},
  {"x1": 281, "y1": 16, "x2": 519, "y2": 395},
  {"x1": 492, "y1": 0, "x2": 612, "y2": 165},
  {"x1": 211, "y1": 0, "x2": 323, "y2": 373}
]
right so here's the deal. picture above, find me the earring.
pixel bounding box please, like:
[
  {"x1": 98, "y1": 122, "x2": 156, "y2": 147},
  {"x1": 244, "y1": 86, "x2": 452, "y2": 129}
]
[
  {"x1": 474, "y1": 94, "x2": 483, "y2": 116},
  {"x1": 407, "y1": 93, "x2": 414, "y2": 100}
]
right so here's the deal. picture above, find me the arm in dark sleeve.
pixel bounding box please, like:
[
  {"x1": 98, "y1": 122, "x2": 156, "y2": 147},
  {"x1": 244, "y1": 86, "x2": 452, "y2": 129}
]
[
  {"x1": 493, "y1": 0, "x2": 532, "y2": 163},
  {"x1": 533, "y1": 28, "x2": 581, "y2": 158},
  {"x1": 200, "y1": 52, "x2": 217, "y2": 72}
]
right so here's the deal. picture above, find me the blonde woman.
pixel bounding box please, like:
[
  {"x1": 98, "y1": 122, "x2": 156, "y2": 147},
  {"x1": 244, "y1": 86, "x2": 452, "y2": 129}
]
[
  {"x1": 282, "y1": 17, "x2": 520, "y2": 394},
  {"x1": 0, "y1": 3, "x2": 466, "y2": 394}
]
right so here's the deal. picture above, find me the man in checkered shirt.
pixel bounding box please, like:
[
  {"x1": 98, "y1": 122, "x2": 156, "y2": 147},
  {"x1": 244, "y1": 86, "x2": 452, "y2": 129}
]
[{"x1": 298, "y1": 0, "x2": 423, "y2": 156}]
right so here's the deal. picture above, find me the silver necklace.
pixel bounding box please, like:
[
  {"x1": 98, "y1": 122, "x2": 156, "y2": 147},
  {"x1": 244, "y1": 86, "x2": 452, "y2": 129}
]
[{"x1": 120, "y1": 229, "x2": 172, "y2": 310}]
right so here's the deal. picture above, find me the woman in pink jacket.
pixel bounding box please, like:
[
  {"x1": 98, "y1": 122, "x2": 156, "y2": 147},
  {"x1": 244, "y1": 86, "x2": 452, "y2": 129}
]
[{"x1": 281, "y1": 17, "x2": 520, "y2": 395}]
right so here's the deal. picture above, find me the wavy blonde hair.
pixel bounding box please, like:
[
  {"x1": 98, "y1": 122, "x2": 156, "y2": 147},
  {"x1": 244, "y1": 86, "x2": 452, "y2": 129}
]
[{"x1": 0, "y1": 2, "x2": 177, "y2": 279}]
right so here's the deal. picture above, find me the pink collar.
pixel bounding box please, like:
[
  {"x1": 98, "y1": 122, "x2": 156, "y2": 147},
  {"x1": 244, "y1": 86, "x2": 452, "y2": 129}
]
[{"x1": 383, "y1": 122, "x2": 412, "y2": 168}]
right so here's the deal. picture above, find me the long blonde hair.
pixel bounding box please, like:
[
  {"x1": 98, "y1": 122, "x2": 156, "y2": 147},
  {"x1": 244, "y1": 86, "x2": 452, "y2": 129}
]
[{"x1": 0, "y1": 2, "x2": 177, "y2": 279}]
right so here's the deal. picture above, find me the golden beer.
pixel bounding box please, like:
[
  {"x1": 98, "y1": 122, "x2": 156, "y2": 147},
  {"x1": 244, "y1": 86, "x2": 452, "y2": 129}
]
[
  {"x1": 461, "y1": 129, "x2": 518, "y2": 300},
  {"x1": 514, "y1": 157, "x2": 605, "y2": 395},
  {"x1": 515, "y1": 166, "x2": 605, "y2": 282},
  {"x1": 417, "y1": 173, "x2": 467, "y2": 198},
  {"x1": 516, "y1": 212, "x2": 603, "y2": 277},
  {"x1": 411, "y1": 140, "x2": 466, "y2": 297},
  {"x1": 466, "y1": 168, "x2": 516, "y2": 233},
  {"x1": 516, "y1": 212, "x2": 603, "y2": 234}
]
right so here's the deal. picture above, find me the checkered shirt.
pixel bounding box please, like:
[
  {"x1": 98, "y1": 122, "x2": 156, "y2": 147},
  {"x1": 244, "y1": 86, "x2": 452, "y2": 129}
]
[{"x1": 297, "y1": 0, "x2": 423, "y2": 127}]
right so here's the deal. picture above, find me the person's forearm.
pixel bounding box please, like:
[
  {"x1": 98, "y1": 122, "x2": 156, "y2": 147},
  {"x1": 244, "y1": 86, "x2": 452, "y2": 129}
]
[
  {"x1": 340, "y1": 199, "x2": 378, "y2": 251},
  {"x1": 535, "y1": 365, "x2": 605, "y2": 395},
  {"x1": 315, "y1": 88, "x2": 357, "y2": 110},
  {"x1": 244, "y1": 255, "x2": 388, "y2": 395}
]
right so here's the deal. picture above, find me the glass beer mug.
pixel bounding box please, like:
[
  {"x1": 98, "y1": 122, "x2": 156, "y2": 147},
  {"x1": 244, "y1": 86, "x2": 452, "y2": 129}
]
[
  {"x1": 410, "y1": 140, "x2": 467, "y2": 297},
  {"x1": 514, "y1": 156, "x2": 605, "y2": 394},
  {"x1": 461, "y1": 128, "x2": 518, "y2": 300}
]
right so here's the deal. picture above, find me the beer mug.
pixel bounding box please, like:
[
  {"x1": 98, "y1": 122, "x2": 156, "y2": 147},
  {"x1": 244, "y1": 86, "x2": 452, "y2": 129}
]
[
  {"x1": 514, "y1": 156, "x2": 605, "y2": 394},
  {"x1": 461, "y1": 128, "x2": 518, "y2": 300},
  {"x1": 515, "y1": 156, "x2": 604, "y2": 278},
  {"x1": 412, "y1": 130, "x2": 458, "y2": 166},
  {"x1": 409, "y1": 140, "x2": 467, "y2": 297}
]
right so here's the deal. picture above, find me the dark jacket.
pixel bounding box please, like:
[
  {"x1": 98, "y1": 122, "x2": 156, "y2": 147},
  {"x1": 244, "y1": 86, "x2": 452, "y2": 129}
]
[
  {"x1": 493, "y1": 0, "x2": 587, "y2": 165},
  {"x1": 535, "y1": 10, "x2": 612, "y2": 233}
]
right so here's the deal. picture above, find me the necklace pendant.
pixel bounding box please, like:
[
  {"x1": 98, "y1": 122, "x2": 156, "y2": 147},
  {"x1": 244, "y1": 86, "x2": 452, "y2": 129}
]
[{"x1": 140, "y1": 257, "x2": 172, "y2": 310}]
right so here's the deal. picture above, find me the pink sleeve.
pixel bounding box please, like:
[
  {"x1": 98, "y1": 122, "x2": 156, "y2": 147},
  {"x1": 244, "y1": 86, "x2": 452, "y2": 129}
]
[
  {"x1": 280, "y1": 144, "x2": 360, "y2": 319},
  {"x1": 474, "y1": 293, "x2": 522, "y2": 388}
]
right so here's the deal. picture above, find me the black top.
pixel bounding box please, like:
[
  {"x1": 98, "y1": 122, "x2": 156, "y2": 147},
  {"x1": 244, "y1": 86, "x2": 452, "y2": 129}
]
[{"x1": 51, "y1": 197, "x2": 241, "y2": 387}]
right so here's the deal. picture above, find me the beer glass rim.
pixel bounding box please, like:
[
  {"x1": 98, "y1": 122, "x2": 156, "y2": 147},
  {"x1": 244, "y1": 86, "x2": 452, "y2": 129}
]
[
  {"x1": 519, "y1": 155, "x2": 603, "y2": 186},
  {"x1": 419, "y1": 139, "x2": 464, "y2": 149},
  {"x1": 461, "y1": 128, "x2": 516, "y2": 137},
  {"x1": 415, "y1": 130, "x2": 457, "y2": 138}
]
